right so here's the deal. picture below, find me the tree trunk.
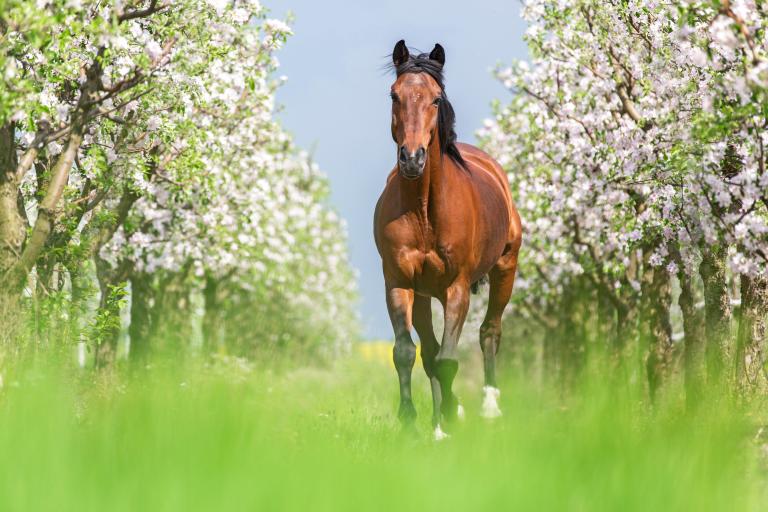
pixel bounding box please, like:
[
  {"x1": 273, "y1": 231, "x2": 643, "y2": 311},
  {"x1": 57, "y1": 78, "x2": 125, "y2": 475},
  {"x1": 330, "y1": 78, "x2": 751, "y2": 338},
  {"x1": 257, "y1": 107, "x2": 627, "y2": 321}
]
[
  {"x1": 678, "y1": 269, "x2": 706, "y2": 409},
  {"x1": 14, "y1": 130, "x2": 83, "y2": 283},
  {"x1": 68, "y1": 262, "x2": 95, "y2": 365},
  {"x1": 128, "y1": 272, "x2": 154, "y2": 364},
  {"x1": 616, "y1": 303, "x2": 639, "y2": 356},
  {"x1": 541, "y1": 303, "x2": 559, "y2": 383},
  {"x1": 93, "y1": 297, "x2": 121, "y2": 367},
  {"x1": 152, "y1": 270, "x2": 193, "y2": 356},
  {"x1": 643, "y1": 265, "x2": 673, "y2": 402},
  {"x1": 699, "y1": 245, "x2": 732, "y2": 383},
  {"x1": 93, "y1": 257, "x2": 128, "y2": 368},
  {"x1": 203, "y1": 275, "x2": 225, "y2": 354},
  {"x1": 0, "y1": 123, "x2": 25, "y2": 276},
  {"x1": 0, "y1": 123, "x2": 26, "y2": 341},
  {"x1": 1, "y1": 126, "x2": 84, "y2": 297},
  {"x1": 596, "y1": 285, "x2": 616, "y2": 348},
  {"x1": 559, "y1": 280, "x2": 585, "y2": 389},
  {"x1": 735, "y1": 274, "x2": 768, "y2": 394}
]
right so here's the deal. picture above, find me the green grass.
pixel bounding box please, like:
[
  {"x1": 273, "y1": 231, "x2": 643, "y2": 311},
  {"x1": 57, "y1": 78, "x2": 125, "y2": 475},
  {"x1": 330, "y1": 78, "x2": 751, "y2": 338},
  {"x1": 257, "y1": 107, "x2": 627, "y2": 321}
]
[{"x1": 0, "y1": 351, "x2": 765, "y2": 511}]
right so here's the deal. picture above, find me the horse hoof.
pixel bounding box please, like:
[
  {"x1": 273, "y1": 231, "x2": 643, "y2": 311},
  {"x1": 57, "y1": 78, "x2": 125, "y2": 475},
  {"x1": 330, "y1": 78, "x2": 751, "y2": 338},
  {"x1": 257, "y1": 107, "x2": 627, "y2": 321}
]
[
  {"x1": 433, "y1": 424, "x2": 450, "y2": 441},
  {"x1": 457, "y1": 404, "x2": 465, "y2": 420},
  {"x1": 481, "y1": 386, "x2": 502, "y2": 419}
]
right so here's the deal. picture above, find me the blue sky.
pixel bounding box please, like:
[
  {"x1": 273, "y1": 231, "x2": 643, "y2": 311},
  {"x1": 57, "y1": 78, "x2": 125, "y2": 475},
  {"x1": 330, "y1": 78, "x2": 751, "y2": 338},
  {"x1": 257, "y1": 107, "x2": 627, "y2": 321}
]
[{"x1": 272, "y1": 1, "x2": 528, "y2": 339}]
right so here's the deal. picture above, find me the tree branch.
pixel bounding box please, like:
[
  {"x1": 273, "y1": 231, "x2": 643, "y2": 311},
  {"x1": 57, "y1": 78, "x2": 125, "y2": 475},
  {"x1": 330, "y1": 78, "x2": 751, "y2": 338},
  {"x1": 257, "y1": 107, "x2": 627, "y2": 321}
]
[
  {"x1": 571, "y1": 218, "x2": 629, "y2": 315},
  {"x1": 9, "y1": 127, "x2": 85, "y2": 288},
  {"x1": 118, "y1": 0, "x2": 171, "y2": 23}
]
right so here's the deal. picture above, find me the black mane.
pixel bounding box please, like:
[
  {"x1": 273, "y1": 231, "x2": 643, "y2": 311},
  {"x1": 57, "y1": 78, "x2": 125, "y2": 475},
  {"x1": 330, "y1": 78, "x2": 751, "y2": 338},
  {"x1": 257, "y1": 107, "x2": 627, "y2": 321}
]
[{"x1": 392, "y1": 52, "x2": 467, "y2": 169}]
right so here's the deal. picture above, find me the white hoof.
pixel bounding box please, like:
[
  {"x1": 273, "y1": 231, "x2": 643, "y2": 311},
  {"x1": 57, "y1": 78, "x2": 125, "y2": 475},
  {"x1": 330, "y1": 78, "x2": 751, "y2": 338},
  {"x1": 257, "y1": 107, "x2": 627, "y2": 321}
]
[
  {"x1": 457, "y1": 404, "x2": 465, "y2": 421},
  {"x1": 481, "y1": 386, "x2": 502, "y2": 419},
  {"x1": 433, "y1": 424, "x2": 450, "y2": 441}
]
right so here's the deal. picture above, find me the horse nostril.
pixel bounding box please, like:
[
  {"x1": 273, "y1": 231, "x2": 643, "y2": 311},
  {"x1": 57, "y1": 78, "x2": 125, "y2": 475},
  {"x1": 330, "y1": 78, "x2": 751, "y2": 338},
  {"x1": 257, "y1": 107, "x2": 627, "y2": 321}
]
[
  {"x1": 416, "y1": 147, "x2": 426, "y2": 165},
  {"x1": 398, "y1": 146, "x2": 408, "y2": 163}
]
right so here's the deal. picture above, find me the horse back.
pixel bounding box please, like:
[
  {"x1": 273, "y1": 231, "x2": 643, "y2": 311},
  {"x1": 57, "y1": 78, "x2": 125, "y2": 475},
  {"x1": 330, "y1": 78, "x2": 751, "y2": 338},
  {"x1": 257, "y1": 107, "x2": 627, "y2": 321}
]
[{"x1": 455, "y1": 143, "x2": 520, "y2": 246}]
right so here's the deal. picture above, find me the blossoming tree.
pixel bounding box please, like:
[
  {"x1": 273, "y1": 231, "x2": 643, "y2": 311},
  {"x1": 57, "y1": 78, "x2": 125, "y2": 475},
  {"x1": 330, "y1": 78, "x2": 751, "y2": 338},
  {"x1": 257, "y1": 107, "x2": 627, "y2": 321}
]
[
  {"x1": 479, "y1": 0, "x2": 767, "y2": 399},
  {"x1": 0, "y1": 0, "x2": 358, "y2": 362}
]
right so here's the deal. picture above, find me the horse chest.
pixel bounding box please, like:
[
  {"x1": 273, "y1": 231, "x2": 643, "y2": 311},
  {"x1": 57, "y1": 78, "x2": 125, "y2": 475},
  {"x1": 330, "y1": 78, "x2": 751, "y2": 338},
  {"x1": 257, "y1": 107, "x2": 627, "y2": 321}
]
[{"x1": 411, "y1": 247, "x2": 452, "y2": 295}]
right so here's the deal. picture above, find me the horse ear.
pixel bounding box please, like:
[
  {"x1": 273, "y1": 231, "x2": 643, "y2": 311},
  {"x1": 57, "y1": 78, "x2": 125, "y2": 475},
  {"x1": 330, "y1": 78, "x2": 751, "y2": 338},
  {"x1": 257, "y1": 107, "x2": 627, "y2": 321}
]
[
  {"x1": 393, "y1": 40, "x2": 409, "y2": 67},
  {"x1": 429, "y1": 44, "x2": 445, "y2": 66}
]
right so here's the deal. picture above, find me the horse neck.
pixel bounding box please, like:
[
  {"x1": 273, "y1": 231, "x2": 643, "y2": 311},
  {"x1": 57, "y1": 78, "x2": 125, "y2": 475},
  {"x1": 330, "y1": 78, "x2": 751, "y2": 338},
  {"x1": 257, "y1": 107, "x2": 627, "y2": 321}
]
[{"x1": 415, "y1": 131, "x2": 446, "y2": 221}]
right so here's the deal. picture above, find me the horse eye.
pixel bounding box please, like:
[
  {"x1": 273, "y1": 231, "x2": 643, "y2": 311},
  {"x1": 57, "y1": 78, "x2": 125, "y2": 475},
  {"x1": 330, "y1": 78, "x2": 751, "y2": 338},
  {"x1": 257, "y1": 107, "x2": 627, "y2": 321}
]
[
  {"x1": 390, "y1": 92, "x2": 399, "y2": 102},
  {"x1": 432, "y1": 97, "x2": 442, "y2": 106}
]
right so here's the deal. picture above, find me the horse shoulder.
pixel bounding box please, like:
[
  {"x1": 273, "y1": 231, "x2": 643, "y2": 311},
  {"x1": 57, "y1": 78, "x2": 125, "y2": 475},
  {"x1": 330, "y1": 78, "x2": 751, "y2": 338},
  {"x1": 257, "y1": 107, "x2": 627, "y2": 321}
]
[{"x1": 374, "y1": 179, "x2": 423, "y2": 262}]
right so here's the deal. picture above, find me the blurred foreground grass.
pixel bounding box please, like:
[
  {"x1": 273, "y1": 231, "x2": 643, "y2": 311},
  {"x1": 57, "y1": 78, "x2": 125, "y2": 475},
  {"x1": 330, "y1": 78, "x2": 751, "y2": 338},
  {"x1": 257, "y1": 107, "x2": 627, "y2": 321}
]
[{"x1": 1, "y1": 348, "x2": 766, "y2": 511}]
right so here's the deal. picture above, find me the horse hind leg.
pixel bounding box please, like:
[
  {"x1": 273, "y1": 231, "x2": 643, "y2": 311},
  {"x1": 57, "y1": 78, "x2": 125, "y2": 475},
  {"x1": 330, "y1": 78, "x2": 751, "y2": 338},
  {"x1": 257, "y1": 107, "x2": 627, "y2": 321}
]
[{"x1": 479, "y1": 248, "x2": 519, "y2": 419}]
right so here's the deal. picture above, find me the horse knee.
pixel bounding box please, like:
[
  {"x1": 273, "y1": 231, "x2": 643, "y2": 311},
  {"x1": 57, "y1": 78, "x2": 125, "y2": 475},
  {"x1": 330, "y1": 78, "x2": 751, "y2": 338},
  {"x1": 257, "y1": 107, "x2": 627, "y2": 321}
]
[{"x1": 393, "y1": 338, "x2": 416, "y2": 371}]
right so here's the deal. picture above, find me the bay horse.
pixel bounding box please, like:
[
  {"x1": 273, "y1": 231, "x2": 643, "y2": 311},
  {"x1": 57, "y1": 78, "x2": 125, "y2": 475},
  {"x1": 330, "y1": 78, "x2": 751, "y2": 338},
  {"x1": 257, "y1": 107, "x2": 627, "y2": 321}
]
[{"x1": 374, "y1": 40, "x2": 522, "y2": 439}]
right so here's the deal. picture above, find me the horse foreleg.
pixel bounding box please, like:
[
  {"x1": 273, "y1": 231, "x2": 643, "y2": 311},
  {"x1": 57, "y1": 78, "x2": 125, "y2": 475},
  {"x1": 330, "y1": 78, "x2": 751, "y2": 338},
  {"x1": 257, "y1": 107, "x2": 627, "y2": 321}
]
[
  {"x1": 386, "y1": 286, "x2": 417, "y2": 426},
  {"x1": 435, "y1": 281, "x2": 470, "y2": 424},
  {"x1": 413, "y1": 295, "x2": 452, "y2": 439},
  {"x1": 479, "y1": 250, "x2": 519, "y2": 418}
]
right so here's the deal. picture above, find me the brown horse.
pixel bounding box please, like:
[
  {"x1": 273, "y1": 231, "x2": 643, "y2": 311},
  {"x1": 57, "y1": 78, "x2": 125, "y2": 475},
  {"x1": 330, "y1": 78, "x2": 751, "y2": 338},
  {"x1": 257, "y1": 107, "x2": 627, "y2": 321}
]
[{"x1": 374, "y1": 40, "x2": 522, "y2": 439}]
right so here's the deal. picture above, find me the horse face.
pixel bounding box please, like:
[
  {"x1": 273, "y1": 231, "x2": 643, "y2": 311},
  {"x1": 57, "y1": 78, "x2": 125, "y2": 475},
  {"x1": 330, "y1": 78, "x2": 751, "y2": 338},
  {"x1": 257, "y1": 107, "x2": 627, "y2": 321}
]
[{"x1": 390, "y1": 72, "x2": 442, "y2": 180}]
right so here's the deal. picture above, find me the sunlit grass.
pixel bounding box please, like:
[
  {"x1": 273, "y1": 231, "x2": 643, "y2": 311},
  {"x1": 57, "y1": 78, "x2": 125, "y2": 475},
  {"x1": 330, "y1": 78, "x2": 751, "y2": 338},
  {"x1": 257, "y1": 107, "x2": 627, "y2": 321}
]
[{"x1": 0, "y1": 348, "x2": 765, "y2": 511}]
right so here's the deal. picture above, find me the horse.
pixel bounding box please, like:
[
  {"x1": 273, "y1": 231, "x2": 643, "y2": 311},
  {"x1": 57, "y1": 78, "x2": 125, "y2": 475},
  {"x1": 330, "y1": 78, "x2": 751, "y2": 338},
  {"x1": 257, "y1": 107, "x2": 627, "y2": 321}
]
[{"x1": 373, "y1": 40, "x2": 522, "y2": 440}]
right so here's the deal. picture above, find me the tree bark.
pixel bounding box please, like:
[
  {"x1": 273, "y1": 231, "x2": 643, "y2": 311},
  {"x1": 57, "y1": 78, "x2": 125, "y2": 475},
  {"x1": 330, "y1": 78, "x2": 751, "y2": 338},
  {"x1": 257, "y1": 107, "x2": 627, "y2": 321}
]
[
  {"x1": 643, "y1": 265, "x2": 673, "y2": 402},
  {"x1": 203, "y1": 275, "x2": 225, "y2": 354},
  {"x1": 151, "y1": 269, "x2": 193, "y2": 356},
  {"x1": 559, "y1": 279, "x2": 586, "y2": 389},
  {"x1": 0, "y1": 123, "x2": 25, "y2": 277},
  {"x1": 0, "y1": 123, "x2": 26, "y2": 343},
  {"x1": 128, "y1": 272, "x2": 154, "y2": 364},
  {"x1": 67, "y1": 262, "x2": 94, "y2": 348},
  {"x1": 616, "y1": 301, "x2": 639, "y2": 355},
  {"x1": 678, "y1": 269, "x2": 706, "y2": 409},
  {"x1": 86, "y1": 188, "x2": 141, "y2": 368},
  {"x1": 596, "y1": 285, "x2": 616, "y2": 348},
  {"x1": 8, "y1": 128, "x2": 84, "y2": 289},
  {"x1": 735, "y1": 274, "x2": 768, "y2": 394},
  {"x1": 93, "y1": 257, "x2": 126, "y2": 368},
  {"x1": 2, "y1": 50, "x2": 104, "y2": 295},
  {"x1": 699, "y1": 245, "x2": 732, "y2": 383},
  {"x1": 540, "y1": 302, "x2": 559, "y2": 383}
]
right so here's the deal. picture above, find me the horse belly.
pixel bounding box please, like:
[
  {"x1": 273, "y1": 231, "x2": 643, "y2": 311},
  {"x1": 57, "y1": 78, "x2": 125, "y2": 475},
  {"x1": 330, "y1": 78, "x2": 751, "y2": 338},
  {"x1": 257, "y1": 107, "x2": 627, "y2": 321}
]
[
  {"x1": 473, "y1": 237, "x2": 507, "y2": 283},
  {"x1": 472, "y1": 210, "x2": 511, "y2": 281}
]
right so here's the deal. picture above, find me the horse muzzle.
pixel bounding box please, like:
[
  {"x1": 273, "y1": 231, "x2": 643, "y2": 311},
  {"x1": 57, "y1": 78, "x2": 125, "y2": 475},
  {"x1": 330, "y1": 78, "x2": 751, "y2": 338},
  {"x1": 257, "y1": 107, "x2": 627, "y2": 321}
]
[{"x1": 398, "y1": 146, "x2": 425, "y2": 180}]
